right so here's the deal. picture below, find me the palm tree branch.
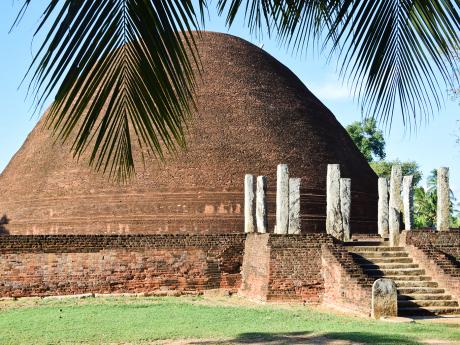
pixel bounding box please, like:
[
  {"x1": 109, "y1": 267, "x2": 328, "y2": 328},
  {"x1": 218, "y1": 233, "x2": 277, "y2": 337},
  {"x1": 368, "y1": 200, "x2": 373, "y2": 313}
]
[{"x1": 19, "y1": 0, "x2": 205, "y2": 181}]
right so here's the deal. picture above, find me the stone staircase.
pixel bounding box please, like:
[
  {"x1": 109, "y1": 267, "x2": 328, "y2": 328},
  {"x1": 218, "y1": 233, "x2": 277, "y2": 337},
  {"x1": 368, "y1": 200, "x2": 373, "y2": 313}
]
[{"x1": 346, "y1": 241, "x2": 460, "y2": 316}]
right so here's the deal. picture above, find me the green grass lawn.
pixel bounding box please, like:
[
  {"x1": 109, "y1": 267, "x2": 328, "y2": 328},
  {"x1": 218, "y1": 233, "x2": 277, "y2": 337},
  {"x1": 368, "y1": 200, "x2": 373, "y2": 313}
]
[{"x1": 0, "y1": 295, "x2": 459, "y2": 344}]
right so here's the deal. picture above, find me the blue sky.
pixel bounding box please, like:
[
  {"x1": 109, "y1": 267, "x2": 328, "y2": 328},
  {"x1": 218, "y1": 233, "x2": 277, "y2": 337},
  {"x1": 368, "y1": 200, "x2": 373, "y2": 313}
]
[{"x1": 0, "y1": 2, "x2": 459, "y2": 197}]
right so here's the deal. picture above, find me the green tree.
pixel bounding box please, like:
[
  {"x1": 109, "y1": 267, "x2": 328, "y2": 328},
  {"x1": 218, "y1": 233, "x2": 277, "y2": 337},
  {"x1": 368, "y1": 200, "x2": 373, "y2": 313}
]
[
  {"x1": 14, "y1": 1, "x2": 460, "y2": 179},
  {"x1": 345, "y1": 118, "x2": 386, "y2": 162},
  {"x1": 413, "y1": 186, "x2": 437, "y2": 228},
  {"x1": 413, "y1": 169, "x2": 459, "y2": 228},
  {"x1": 369, "y1": 160, "x2": 422, "y2": 186}
]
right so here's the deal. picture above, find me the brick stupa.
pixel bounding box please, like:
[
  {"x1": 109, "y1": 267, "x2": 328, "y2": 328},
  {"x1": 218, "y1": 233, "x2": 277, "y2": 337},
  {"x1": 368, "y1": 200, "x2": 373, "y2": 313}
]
[{"x1": 0, "y1": 32, "x2": 377, "y2": 235}]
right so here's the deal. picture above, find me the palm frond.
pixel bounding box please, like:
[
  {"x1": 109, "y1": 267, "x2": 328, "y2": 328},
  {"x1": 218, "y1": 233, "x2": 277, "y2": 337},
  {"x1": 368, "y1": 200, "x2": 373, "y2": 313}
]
[
  {"x1": 326, "y1": 0, "x2": 460, "y2": 127},
  {"x1": 19, "y1": 0, "x2": 206, "y2": 181},
  {"x1": 218, "y1": 0, "x2": 460, "y2": 128},
  {"x1": 217, "y1": 0, "x2": 330, "y2": 51},
  {"x1": 17, "y1": 0, "x2": 460, "y2": 182}
]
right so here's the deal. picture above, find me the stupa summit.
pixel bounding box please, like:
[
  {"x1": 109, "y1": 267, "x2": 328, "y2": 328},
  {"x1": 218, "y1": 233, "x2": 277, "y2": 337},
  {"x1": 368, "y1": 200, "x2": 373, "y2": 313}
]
[{"x1": 0, "y1": 32, "x2": 378, "y2": 235}]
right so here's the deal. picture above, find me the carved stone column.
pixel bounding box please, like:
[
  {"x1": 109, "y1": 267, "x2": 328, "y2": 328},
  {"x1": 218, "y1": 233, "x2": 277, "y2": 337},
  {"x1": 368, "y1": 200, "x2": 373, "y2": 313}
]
[
  {"x1": 389, "y1": 166, "x2": 402, "y2": 246},
  {"x1": 244, "y1": 174, "x2": 255, "y2": 233},
  {"x1": 326, "y1": 164, "x2": 343, "y2": 240},
  {"x1": 275, "y1": 164, "x2": 289, "y2": 234},
  {"x1": 402, "y1": 175, "x2": 414, "y2": 230},
  {"x1": 378, "y1": 177, "x2": 389, "y2": 237},
  {"x1": 437, "y1": 167, "x2": 450, "y2": 231},
  {"x1": 288, "y1": 177, "x2": 301, "y2": 234},
  {"x1": 256, "y1": 176, "x2": 268, "y2": 233},
  {"x1": 340, "y1": 178, "x2": 351, "y2": 241}
]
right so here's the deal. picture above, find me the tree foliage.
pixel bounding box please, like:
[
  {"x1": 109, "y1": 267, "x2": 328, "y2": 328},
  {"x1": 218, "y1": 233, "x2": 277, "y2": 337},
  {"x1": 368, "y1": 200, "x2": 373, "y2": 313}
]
[
  {"x1": 413, "y1": 169, "x2": 459, "y2": 228},
  {"x1": 413, "y1": 186, "x2": 437, "y2": 228},
  {"x1": 345, "y1": 118, "x2": 385, "y2": 162},
  {"x1": 15, "y1": 0, "x2": 460, "y2": 180},
  {"x1": 369, "y1": 159, "x2": 422, "y2": 186}
]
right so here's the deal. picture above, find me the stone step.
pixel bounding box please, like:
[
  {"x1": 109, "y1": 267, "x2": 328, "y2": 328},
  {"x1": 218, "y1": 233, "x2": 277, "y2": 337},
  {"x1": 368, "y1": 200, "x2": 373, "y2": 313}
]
[
  {"x1": 351, "y1": 252, "x2": 409, "y2": 258},
  {"x1": 398, "y1": 306, "x2": 460, "y2": 316},
  {"x1": 398, "y1": 300, "x2": 459, "y2": 308},
  {"x1": 354, "y1": 257, "x2": 413, "y2": 264},
  {"x1": 347, "y1": 246, "x2": 405, "y2": 252},
  {"x1": 386, "y1": 275, "x2": 432, "y2": 281},
  {"x1": 398, "y1": 294, "x2": 452, "y2": 301},
  {"x1": 360, "y1": 263, "x2": 419, "y2": 270},
  {"x1": 344, "y1": 241, "x2": 388, "y2": 247},
  {"x1": 395, "y1": 281, "x2": 438, "y2": 288},
  {"x1": 398, "y1": 287, "x2": 445, "y2": 294},
  {"x1": 351, "y1": 234, "x2": 385, "y2": 241},
  {"x1": 364, "y1": 268, "x2": 425, "y2": 276}
]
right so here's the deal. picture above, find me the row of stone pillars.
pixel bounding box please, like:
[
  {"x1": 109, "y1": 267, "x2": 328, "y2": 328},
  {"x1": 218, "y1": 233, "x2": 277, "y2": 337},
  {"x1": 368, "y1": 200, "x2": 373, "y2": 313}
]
[
  {"x1": 378, "y1": 166, "x2": 450, "y2": 246},
  {"x1": 245, "y1": 164, "x2": 451, "y2": 240},
  {"x1": 244, "y1": 164, "x2": 302, "y2": 234},
  {"x1": 244, "y1": 163, "x2": 352, "y2": 238}
]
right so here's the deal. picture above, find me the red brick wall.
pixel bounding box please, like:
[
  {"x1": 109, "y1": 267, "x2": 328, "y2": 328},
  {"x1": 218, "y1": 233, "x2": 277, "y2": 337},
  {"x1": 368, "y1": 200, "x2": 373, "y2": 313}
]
[
  {"x1": 322, "y1": 244, "x2": 373, "y2": 315},
  {"x1": 1, "y1": 189, "x2": 376, "y2": 235},
  {"x1": 404, "y1": 229, "x2": 460, "y2": 247},
  {"x1": 0, "y1": 234, "x2": 245, "y2": 297},
  {"x1": 403, "y1": 229, "x2": 460, "y2": 263},
  {"x1": 239, "y1": 234, "x2": 270, "y2": 301},
  {"x1": 267, "y1": 234, "x2": 333, "y2": 302},
  {"x1": 239, "y1": 233, "x2": 334, "y2": 303},
  {"x1": 403, "y1": 230, "x2": 460, "y2": 300}
]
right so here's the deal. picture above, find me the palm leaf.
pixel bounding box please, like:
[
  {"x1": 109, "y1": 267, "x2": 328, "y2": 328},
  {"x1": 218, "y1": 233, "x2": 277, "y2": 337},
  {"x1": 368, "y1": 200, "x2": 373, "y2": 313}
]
[
  {"x1": 18, "y1": 0, "x2": 205, "y2": 181},
  {"x1": 325, "y1": 0, "x2": 460, "y2": 127},
  {"x1": 16, "y1": 1, "x2": 460, "y2": 181},
  {"x1": 218, "y1": 0, "x2": 460, "y2": 128}
]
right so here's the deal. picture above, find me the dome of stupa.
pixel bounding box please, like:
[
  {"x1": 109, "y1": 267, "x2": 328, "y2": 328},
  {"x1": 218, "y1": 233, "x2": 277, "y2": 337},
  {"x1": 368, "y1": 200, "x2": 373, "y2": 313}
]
[{"x1": 0, "y1": 32, "x2": 377, "y2": 235}]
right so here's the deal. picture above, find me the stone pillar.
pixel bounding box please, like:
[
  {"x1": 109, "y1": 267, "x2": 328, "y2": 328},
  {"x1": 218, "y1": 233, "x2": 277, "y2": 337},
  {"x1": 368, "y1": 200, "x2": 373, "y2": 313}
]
[
  {"x1": 437, "y1": 167, "x2": 450, "y2": 231},
  {"x1": 402, "y1": 175, "x2": 414, "y2": 230},
  {"x1": 275, "y1": 164, "x2": 289, "y2": 234},
  {"x1": 288, "y1": 177, "x2": 301, "y2": 234},
  {"x1": 372, "y1": 278, "x2": 397, "y2": 319},
  {"x1": 244, "y1": 174, "x2": 255, "y2": 233},
  {"x1": 256, "y1": 176, "x2": 268, "y2": 233},
  {"x1": 340, "y1": 178, "x2": 351, "y2": 241},
  {"x1": 389, "y1": 166, "x2": 402, "y2": 246},
  {"x1": 326, "y1": 164, "x2": 343, "y2": 240},
  {"x1": 378, "y1": 178, "x2": 389, "y2": 237}
]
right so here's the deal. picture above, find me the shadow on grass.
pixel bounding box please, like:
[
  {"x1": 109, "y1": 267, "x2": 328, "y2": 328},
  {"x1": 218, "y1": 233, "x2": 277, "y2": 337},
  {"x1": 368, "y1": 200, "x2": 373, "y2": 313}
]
[{"x1": 191, "y1": 331, "x2": 421, "y2": 344}]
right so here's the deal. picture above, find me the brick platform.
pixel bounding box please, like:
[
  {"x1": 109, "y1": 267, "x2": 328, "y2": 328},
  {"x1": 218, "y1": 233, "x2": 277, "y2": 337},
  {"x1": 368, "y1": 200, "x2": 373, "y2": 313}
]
[
  {"x1": 0, "y1": 234, "x2": 245, "y2": 297},
  {"x1": 239, "y1": 234, "x2": 325, "y2": 302},
  {"x1": 402, "y1": 230, "x2": 460, "y2": 303}
]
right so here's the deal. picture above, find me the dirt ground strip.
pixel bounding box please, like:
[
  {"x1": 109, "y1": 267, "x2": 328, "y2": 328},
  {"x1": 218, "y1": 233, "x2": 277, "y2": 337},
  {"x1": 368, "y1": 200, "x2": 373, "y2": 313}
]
[{"x1": 109, "y1": 336, "x2": 459, "y2": 345}]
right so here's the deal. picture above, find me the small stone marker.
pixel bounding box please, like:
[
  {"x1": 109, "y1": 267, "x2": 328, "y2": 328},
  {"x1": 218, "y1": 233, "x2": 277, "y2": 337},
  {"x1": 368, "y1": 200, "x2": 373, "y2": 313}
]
[
  {"x1": 256, "y1": 176, "x2": 268, "y2": 233},
  {"x1": 437, "y1": 167, "x2": 450, "y2": 231},
  {"x1": 275, "y1": 164, "x2": 289, "y2": 234},
  {"x1": 288, "y1": 177, "x2": 301, "y2": 234},
  {"x1": 378, "y1": 178, "x2": 389, "y2": 237},
  {"x1": 402, "y1": 175, "x2": 414, "y2": 230},
  {"x1": 389, "y1": 166, "x2": 402, "y2": 246},
  {"x1": 244, "y1": 174, "x2": 255, "y2": 233},
  {"x1": 340, "y1": 178, "x2": 351, "y2": 241},
  {"x1": 326, "y1": 164, "x2": 343, "y2": 240},
  {"x1": 372, "y1": 278, "x2": 398, "y2": 319}
]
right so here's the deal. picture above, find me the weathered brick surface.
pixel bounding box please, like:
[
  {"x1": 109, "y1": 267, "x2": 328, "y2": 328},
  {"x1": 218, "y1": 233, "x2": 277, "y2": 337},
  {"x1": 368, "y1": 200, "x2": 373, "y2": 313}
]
[
  {"x1": 404, "y1": 229, "x2": 460, "y2": 248},
  {"x1": 403, "y1": 230, "x2": 460, "y2": 300},
  {"x1": 267, "y1": 234, "x2": 333, "y2": 302},
  {"x1": 0, "y1": 32, "x2": 378, "y2": 236},
  {"x1": 239, "y1": 233, "x2": 334, "y2": 303},
  {"x1": 322, "y1": 243, "x2": 373, "y2": 315},
  {"x1": 0, "y1": 234, "x2": 245, "y2": 297},
  {"x1": 239, "y1": 234, "x2": 270, "y2": 301}
]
